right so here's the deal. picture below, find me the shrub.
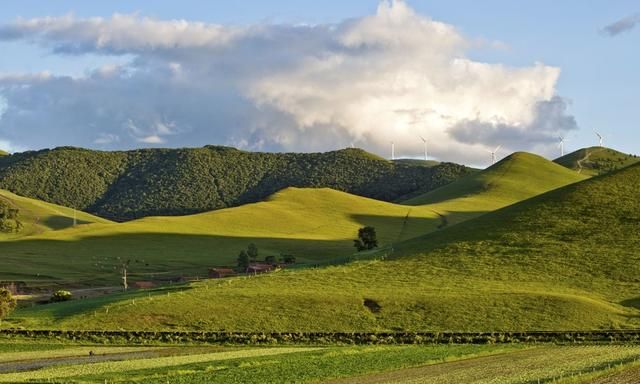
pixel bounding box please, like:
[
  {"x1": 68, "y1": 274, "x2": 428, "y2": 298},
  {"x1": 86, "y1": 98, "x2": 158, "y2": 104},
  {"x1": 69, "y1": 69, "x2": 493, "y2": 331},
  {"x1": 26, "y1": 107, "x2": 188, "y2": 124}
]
[
  {"x1": 0, "y1": 288, "x2": 16, "y2": 319},
  {"x1": 50, "y1": 290, "x2": 72, "y2": 303}
]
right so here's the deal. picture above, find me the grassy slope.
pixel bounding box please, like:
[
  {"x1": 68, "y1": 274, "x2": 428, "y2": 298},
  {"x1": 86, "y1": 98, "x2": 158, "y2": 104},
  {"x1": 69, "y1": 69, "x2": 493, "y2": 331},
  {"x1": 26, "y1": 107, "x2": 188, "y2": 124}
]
[
  {"x1": 0, "y1": 189, "x2": 110, "y2": 240},
  {"x1": 0, "y1": 152, "x2": 583, "y2": 286},
  {"x1": 554, "y1": 146, "x2": 639, "y2": 176},
  {"x1": 0, "y1": 150, "x2": 8, "y2": 156},
  {"x1": 404, "y1": 152, "x2": 587, "y2": 225},
  {"x1": 11, "y1": 162, "x2": 640, "y2": 331},
  {"x1": 0, "y1": 188, "x2": 442, "y2": 285}
]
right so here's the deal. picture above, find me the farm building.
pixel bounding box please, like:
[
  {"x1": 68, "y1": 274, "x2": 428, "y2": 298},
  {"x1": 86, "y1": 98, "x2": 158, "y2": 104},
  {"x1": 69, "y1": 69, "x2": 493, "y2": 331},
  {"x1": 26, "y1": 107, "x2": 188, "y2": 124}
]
[
  {"x1": 247, "y1": 263, "x2": 275, "y2": 274},
  {"x1": 208, "y1": 268, "x2": 237, "y2": 279}
]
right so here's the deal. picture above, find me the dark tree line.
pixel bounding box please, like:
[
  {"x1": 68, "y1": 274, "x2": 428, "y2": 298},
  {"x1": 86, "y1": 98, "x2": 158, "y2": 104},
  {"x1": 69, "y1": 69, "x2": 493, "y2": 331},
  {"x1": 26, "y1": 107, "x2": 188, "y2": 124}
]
[{"x1": 0, "y1": 146, "x2": 474, "y2": 220}]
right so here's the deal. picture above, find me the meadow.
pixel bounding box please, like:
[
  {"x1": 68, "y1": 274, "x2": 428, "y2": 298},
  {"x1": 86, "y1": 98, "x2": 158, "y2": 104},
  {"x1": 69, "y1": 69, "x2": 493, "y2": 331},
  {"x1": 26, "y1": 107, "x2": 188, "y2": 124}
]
[
  {"x1": 0, "y1": 152, "x2": 584, "y2": 287},
  {"x1": 8, "y1": 159, "x2": 640, "y2": 332}
]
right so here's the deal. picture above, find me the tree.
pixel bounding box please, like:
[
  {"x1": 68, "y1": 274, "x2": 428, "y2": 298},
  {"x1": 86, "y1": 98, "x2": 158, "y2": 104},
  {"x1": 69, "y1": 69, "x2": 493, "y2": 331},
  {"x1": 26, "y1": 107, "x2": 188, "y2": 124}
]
[
  {"x1": 354, "y1": 226, "x2": 378, "y2": 251},
  {"x1": 237, "y1": 250, "x2": 250, "y2": 272},
  {"x1": 0, "y1": 288, "x2": 17, "y2": 320},
  {"x1": 265, "y1": 255, "x2": 277, "y2": 264},
  {"x1": 247, "y1": 243, "x2": 259, "y2": 261},
  {"x1": 0, "y1": 202, "x2": 22, "y2": 234}
]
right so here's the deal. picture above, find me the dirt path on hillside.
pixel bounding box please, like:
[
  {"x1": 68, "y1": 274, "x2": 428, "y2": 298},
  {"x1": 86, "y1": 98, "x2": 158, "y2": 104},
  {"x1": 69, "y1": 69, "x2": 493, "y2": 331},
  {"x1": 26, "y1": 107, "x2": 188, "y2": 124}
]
[
  {"x1": 576, "y1": 147, "x2": 604, "y2": 174},
  {"x1": 0, "y1": 349, "x2": 169, "y2": 373}
]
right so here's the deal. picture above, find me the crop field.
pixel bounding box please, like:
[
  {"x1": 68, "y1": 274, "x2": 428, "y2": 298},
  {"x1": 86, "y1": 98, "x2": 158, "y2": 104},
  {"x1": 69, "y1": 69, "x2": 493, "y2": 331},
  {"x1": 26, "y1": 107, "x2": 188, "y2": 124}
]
[{"x1": 0, "y1": 342, "x2": 640, "y2": 383}]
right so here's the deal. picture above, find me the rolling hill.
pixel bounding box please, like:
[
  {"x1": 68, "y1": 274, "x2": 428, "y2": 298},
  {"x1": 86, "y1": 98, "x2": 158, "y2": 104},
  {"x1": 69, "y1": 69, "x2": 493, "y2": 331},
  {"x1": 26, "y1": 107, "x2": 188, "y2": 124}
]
[
  {"x1": 0, "y1": 189, "x2": 110, "y2": 240},
  {"x1": 554, "y1": 146, "x2": 639, "y2": 176},
  {"x1": 0, "y1": 152, "x2": 583, "y2": 287},
  {"x1": 0, "y1": 146, "x2": 472, "y2": 220},
  {"x1": 403, "y1": 152, "x2": 588, "y2": 226},
  {"x1": 0, "y1": 150, "x2": 8, "y2": 156},
  {"x1": 0, "y1": 188, "x2": 443, "y2": 286},
  {"x1": 10, "y1": 158, "x2": 640, "y2": 332}
]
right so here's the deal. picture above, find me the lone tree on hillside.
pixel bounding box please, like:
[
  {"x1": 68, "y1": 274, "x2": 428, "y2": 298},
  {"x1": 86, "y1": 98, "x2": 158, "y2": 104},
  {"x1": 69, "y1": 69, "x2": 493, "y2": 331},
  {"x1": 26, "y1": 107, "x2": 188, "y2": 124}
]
[
  {"x1": 237, "y1": 250, "x2": 250, "y2": 272},
  {"x1": 0, "y1": 288, "x2": 16, "y2": 322},
  {"x1": 354, "y1": 226, "x2": 378, "y2": 251}
]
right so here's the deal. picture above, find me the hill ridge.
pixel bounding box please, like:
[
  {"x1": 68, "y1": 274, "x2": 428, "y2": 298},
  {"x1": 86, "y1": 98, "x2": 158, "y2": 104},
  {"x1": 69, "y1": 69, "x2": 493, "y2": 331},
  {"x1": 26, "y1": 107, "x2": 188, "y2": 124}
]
[{"x1": 0, "y1": 146, "x2": 472, "y2": 220}]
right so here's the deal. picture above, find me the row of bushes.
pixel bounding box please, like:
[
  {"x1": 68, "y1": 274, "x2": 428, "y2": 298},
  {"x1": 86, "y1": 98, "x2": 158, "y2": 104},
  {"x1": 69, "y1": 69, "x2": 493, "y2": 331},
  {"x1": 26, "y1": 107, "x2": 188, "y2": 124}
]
[
  {"x1": 0, "y1": 146, "x2": 473, "y2": 220},
  {"x1": 4, "y1": 329, "x2": 640, "y2": 345}
]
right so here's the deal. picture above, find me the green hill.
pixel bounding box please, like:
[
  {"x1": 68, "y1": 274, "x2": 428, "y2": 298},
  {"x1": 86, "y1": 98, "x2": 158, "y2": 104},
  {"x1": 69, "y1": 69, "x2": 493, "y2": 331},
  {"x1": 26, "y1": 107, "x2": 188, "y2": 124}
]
[
  {"x1": 403, "y1": 152, "x2": 587, "y2": 226},
  {"x1": 554, "y1": 146, "x2": 639, "y2": 176},
  {"x1": 0, "y1": 188, "x2": 443, "y2": 286},
  {"x1": 11, "y1": 161, "x2": 640, "y2": 332},
  {"x1": 0, "y1": 189, "x2": 110, "y2": 240},
  {"x1": 0, "y1": 150, "x2": 8, "y2": 156},
  {"x1": 0, "y1": 146, "x2": 472, "y2": 220}
]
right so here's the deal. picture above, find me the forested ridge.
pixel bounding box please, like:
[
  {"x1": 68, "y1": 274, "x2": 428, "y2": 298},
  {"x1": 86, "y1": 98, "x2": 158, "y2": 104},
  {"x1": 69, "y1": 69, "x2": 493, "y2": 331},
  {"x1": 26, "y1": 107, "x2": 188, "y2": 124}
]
[{"x1": 0, "y1": 146, "x2": 473, "y2": 220}]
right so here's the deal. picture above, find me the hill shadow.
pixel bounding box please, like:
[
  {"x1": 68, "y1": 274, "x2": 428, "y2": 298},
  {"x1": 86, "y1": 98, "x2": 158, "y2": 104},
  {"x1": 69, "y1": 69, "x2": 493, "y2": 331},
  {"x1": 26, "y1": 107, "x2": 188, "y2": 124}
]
[{"x1": 42, "y1": 215, "x2": 94, "y2": 230}]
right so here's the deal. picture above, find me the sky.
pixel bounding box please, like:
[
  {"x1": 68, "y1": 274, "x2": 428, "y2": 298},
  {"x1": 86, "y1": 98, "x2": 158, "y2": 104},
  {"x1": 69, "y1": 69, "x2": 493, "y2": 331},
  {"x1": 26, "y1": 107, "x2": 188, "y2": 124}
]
[{"x1": 0, "y1": 1, "x2": 637, "y2": 165}]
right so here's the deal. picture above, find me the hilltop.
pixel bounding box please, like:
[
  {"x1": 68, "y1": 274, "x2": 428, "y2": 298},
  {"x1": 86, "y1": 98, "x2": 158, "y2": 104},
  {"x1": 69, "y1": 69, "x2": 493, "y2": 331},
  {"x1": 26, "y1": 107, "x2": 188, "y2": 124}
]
[
  {"x1": 0, "y1": 189, "x2": 110, "y2": 240},
  {"x1": 11, "y1": 161, "x2": 640, "y2": 332},
  {"x1": 0, "y1": 146, "x2": 472, "y2": 220},
  {"x1": 554, "y1": 146, "x2": 639, "y2": 176},
  {"x1": 0, "y1": 188, "x2": 443, "y2": 286},
  {"x1": 403, "y1": 152, "x2": 587, "y2": 226}
]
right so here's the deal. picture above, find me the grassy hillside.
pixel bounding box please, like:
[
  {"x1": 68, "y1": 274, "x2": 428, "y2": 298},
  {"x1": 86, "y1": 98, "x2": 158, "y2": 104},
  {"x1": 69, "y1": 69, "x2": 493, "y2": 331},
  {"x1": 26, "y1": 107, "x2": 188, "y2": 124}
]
[
  {"x1": 0, "y1": 150, "x2": 8, "y2": 156},
  {"x1": 0, "y1": 146, "x2": 472, "y2": 220},
  {"x1": 403, "y1": 152, "x2": 587, "y2": 226},
  {"x1": 0, "y1": 188, "x2": 442, "y2": 286},
  {"x1": 554, "y1": 146, "x2": 639, "y2": 176},
  {"x1": 0, "y1": 189, "x2": 110, "y2": 240},
  {"x1": 10, "y1": 161, "x2": 640, "y2": 332}
]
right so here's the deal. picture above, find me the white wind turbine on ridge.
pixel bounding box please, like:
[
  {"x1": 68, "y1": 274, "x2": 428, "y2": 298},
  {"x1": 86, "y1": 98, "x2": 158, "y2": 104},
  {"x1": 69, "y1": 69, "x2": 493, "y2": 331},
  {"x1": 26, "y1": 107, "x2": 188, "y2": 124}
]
[
  {"x1": 594, "y1": 131, "x2": 604, "y2": 147},
  {"x1": 488, "y1": 145, "x2": 501, "y2": 165},
  {"x1": 558, "y1": 136, "x2": 568, "y2": 157},
  {"x1": 419, "y1": 135, "x2": 428, "y2": 161}
]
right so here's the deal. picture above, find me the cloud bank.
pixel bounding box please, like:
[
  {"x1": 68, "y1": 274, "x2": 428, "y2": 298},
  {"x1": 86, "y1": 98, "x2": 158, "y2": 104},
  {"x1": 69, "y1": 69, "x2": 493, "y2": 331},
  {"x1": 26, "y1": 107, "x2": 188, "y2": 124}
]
[
  {"x1": 0, "y1": 1, "x2": 577, "y2": 164},
  {"x1": 602, "y1": 13, "x2": 640, "y2": 36}
]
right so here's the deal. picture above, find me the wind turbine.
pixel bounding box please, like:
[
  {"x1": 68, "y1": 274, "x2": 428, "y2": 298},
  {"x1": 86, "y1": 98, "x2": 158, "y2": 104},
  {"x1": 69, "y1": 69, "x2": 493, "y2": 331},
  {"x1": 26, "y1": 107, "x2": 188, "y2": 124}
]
[
  {"x1": 488, "y1": 145, "x2": 501, "y2": 165},
  {"x1": 594, "y1": 131, "x2": 604, "y2": 147},
  {"x1": 558, "y1": 136, "x2": 567, "y2": 157},
  {"x1": 390, "y1": 141, "x2": 395, "y2": 160},
  {"x1": 419, "y1": 136, "x2": 428, "y2": 161}
]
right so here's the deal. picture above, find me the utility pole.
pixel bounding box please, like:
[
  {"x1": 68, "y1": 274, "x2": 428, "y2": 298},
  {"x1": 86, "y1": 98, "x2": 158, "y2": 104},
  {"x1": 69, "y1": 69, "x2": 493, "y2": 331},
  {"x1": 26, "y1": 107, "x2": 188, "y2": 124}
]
[{"x1": 122, "y1": 260, "x2": 130, "y2": 291}]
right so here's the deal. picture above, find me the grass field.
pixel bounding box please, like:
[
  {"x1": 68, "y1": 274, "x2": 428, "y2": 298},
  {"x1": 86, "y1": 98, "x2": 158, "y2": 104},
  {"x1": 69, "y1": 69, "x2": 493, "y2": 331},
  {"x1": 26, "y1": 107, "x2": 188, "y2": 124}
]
[
  {"x1": 9, "y1": 159, "x2": 639, "y2": 332},
  {"x1": 404, "y1": 152, "x2": 587, "y2": 226},
  {"x1": 554, "y1": 147, "x2": 640, "y2": 176},
  {"x1": 0, "y1": 151, "x2": 585, "y2": 287},
  {"x1": 0, "y1": 341, "x2": 639, "y2": 383},
  {"x1": 0, "y1": 187, "x2": 448, "y2": 286},
  {"x1": 0, "y1": 189, "x2": 110, "y2": 240}
]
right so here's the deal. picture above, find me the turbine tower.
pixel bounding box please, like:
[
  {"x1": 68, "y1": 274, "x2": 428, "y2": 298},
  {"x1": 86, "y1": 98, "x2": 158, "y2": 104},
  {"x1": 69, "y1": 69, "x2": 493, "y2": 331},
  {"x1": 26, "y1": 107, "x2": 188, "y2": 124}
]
[
  {"x1": 488, "y1": 145, "x2": 501, "y2": 165},
  {"x1": 390, "y1": 141, "x2": 395, "y2": 160},
  {"x1": 419, "y1": 136, "x2": 428, "y2": 161},
  {"x1": 595, "y1": 131, "x2": 604, "y2": 147}
]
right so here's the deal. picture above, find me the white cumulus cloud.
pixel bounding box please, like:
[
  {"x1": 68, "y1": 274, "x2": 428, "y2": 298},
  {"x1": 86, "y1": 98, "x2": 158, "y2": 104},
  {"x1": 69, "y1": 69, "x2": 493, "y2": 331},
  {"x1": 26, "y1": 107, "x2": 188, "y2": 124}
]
[{"x1": 0, "y1": 1, "x2": 577, "y2": 164}]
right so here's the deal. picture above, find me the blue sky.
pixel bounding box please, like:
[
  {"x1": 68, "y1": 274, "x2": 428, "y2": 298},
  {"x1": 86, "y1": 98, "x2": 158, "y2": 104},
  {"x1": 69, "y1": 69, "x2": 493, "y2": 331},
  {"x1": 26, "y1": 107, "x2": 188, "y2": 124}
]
[{"x1": 0, "y1": 1, "x2": 637, "y2": 163}]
